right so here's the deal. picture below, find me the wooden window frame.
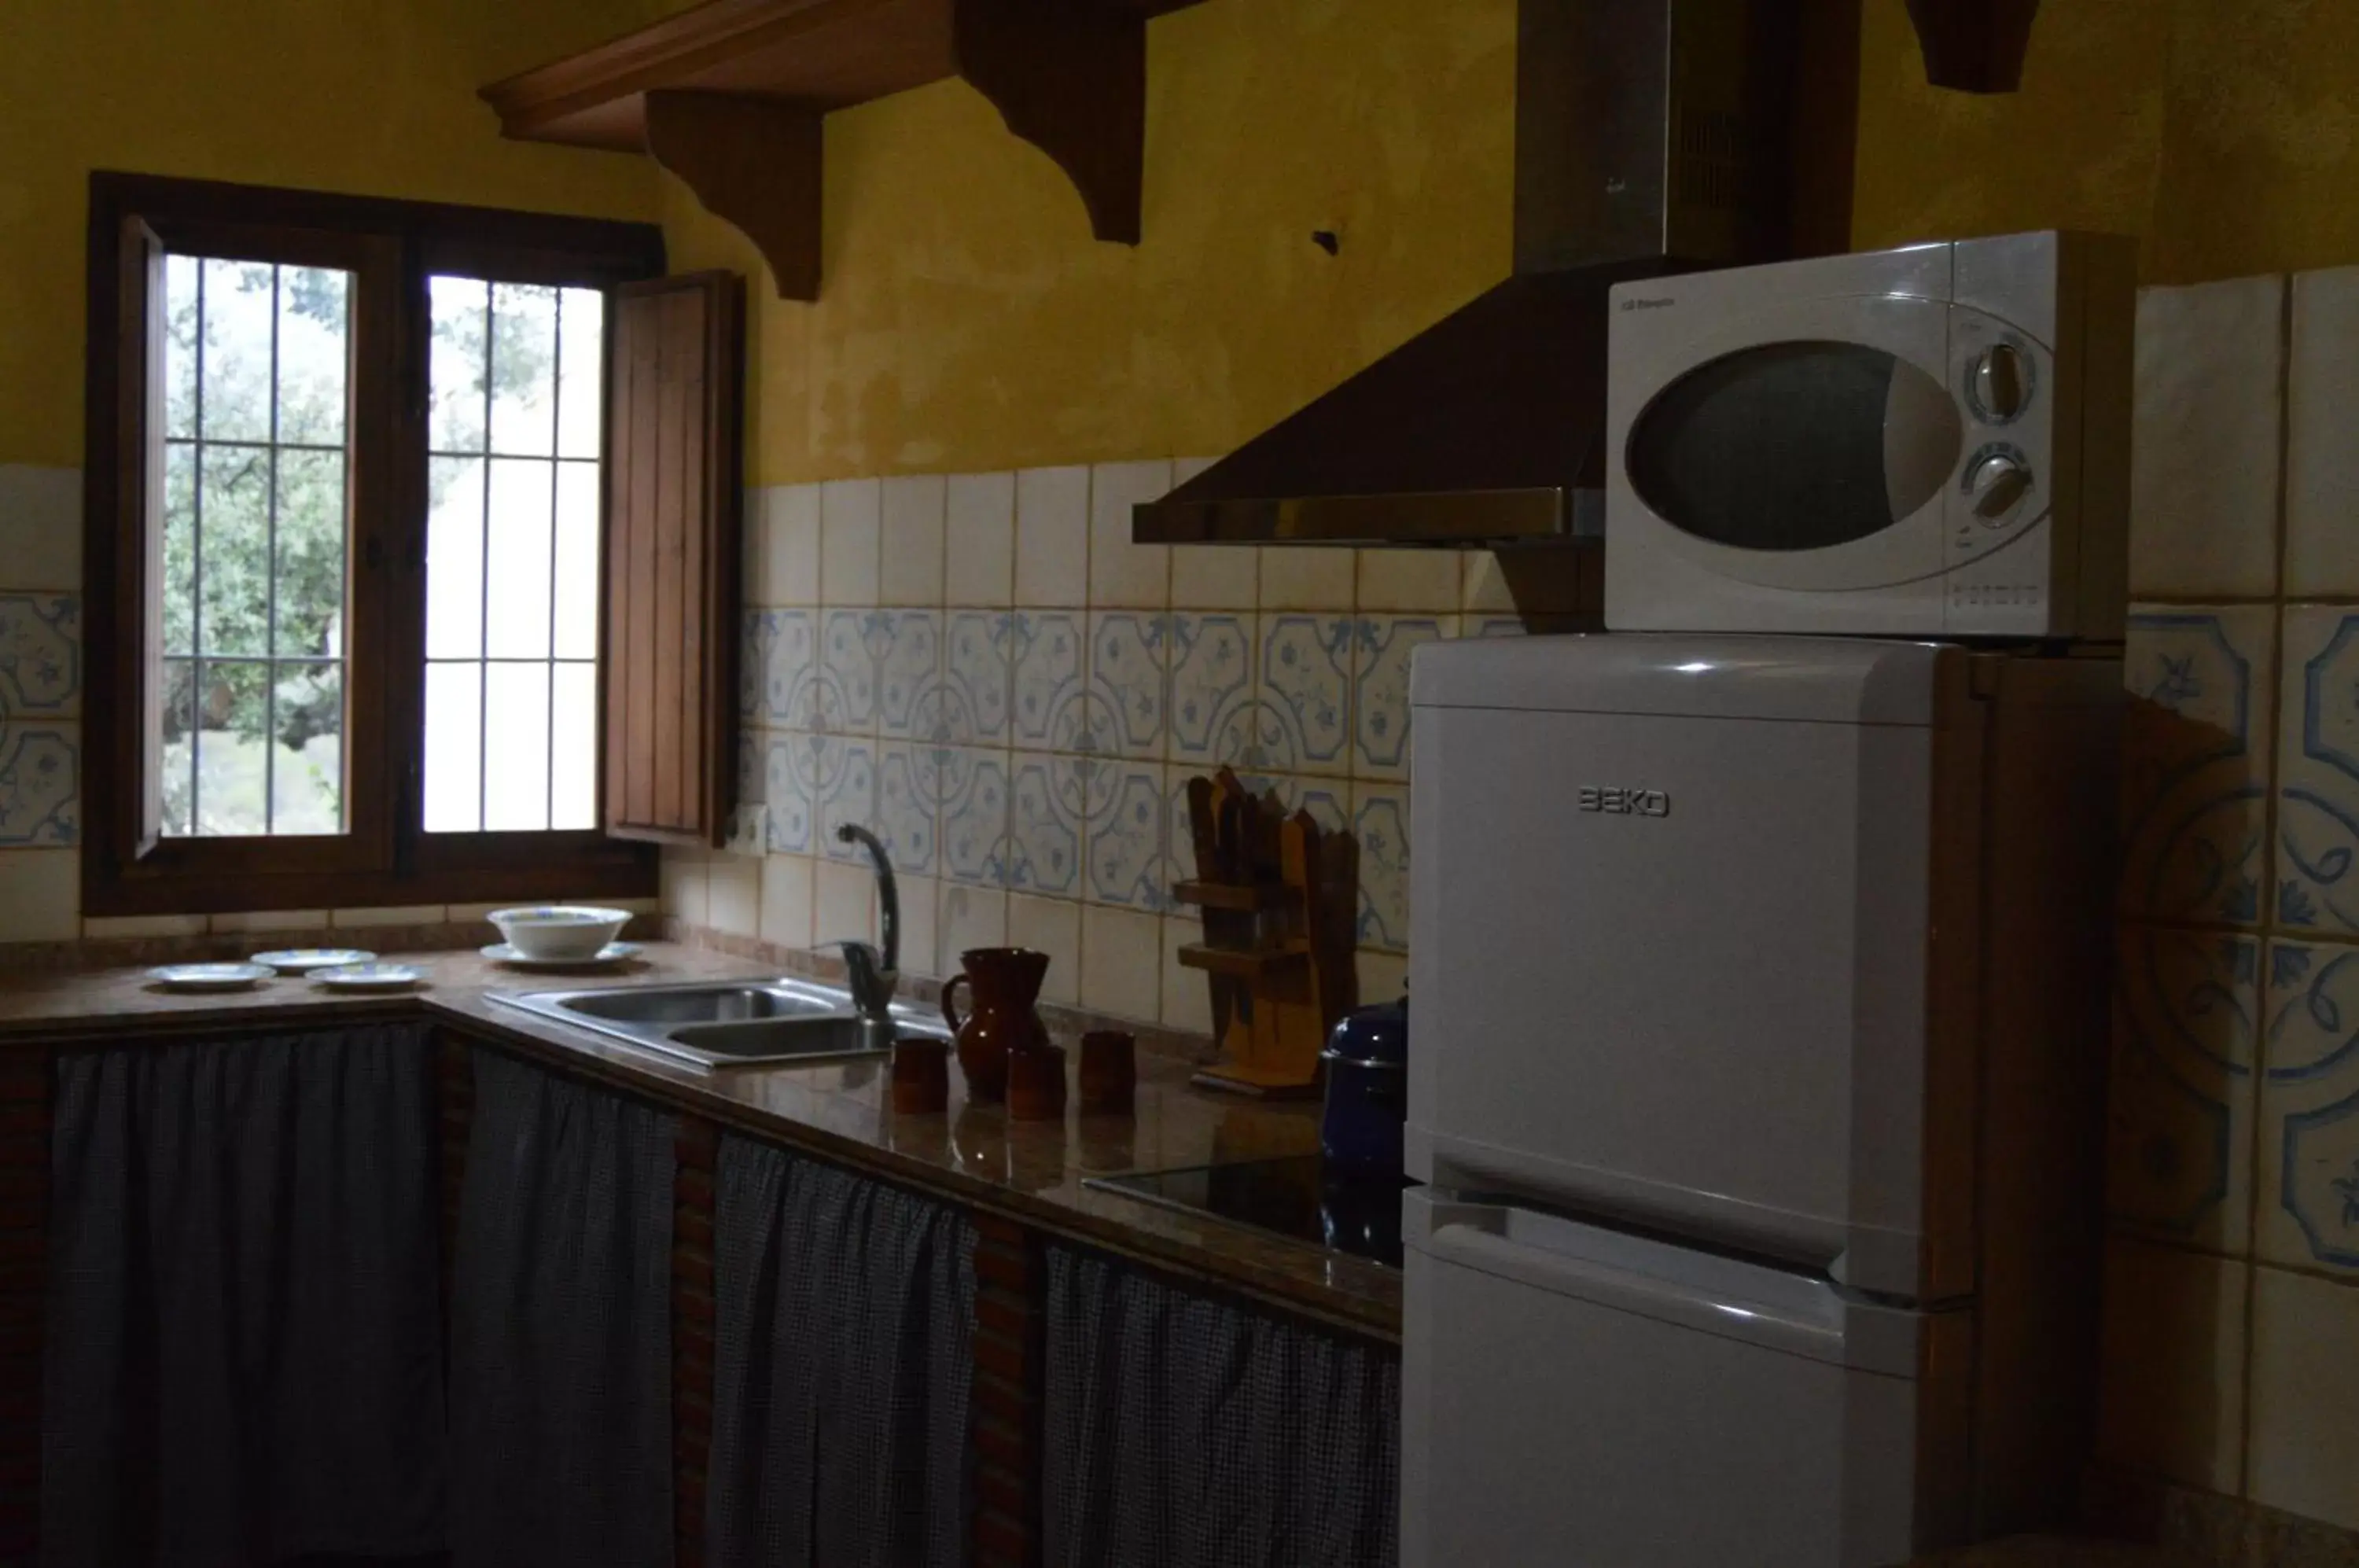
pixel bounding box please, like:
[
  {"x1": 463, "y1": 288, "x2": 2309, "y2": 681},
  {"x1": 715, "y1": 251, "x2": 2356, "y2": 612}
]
[{"x1": 82, "y1": 172, "x2": 669, "y2": 918}]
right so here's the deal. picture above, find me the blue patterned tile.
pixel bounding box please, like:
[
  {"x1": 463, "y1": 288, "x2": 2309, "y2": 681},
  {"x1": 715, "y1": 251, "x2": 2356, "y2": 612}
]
[
  {"x1": 931, "y1": 746, "x2": 1011, "y2": 889},
  {"x1": 2122, "y1": 606, "x2": 2273, "y2": 926},
  {"x1": 1352, "y1": 781, "x2": 1411, "y2": 953},
  {"x1": 0, "y1": 722, "x2": 77, "y2": 845},
  {"x1": 876, "y1": 610, "x2": 941, "y2": 740},
  {"x1": 1085, "y1": 611, "x2": 1168, "y2": 761},
  {"x1": 1009, "y1": 612, "x2": 1087, "y2": 753},
  {"x1": 818, "y1": 736, "x2": 878, "y2": 861},
  {"x1": 0, "y1": 593, "x2": 80, "y2": 716},
  {"x1": 1248, "y1": 614, "x2": 1353, "y2": 776},
  {"x1": 761, "y1": 609, "x2": 820, "y2": 727},
  {"x1": 1352, "y1": 615, "x2": 1452, "y2": 781},
  {"x1": 765, "y1": 732, "x2": 874, "y2": 859},
  {"x1": 2276, "y1": 608, "x2": 2359, "y2": 934},
  {"x1": 764, "y1": 732, "x2": 815, "y2": 854},
  {"x1": 912, "y1": 609, "x2": 1010, "y2": 745},
  {"x1": 2110, "y1": 926, "x2": 2258, "y2": 1250},
  {"x1": 818, "y1": 609, "x2": 884, "y2": 736},
  {"x1": 2261, "y1": 938, "x2": 2359, "y2": 1275},
  {"x1": 1168, "y1": 613, "x2": 1253, "y2": 767},
  {"x1": 1007, "y1": 753, "x2": 1084, "y2": 895},
  {"x1": 874, "y1": 741, "x2": 937, "y2": 878},
  {"x1": 740, "y1": 611, "x2": 778, "y2": 723},
  {"x1": 1081, "y1": 760, "x2": 1168, "y2": 909}
]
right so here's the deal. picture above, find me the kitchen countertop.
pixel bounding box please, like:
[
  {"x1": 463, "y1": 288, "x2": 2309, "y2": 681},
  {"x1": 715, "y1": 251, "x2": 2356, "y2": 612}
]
[{"x1": 0, "y1": 944, "x2": 1400, "y2": 1340}]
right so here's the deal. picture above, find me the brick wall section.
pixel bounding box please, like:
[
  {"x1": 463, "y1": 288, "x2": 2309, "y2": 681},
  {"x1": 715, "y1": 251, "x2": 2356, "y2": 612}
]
[
  {"x1": 0, "y1": 1049, "x2": 47, "y2": 1561},
  {"x1": 972, "y1": 1211, "x2": 1042, "y2": 1568},
  {"x1": 673, "y1": 1117, "x2": 719, "y2": 1568}
]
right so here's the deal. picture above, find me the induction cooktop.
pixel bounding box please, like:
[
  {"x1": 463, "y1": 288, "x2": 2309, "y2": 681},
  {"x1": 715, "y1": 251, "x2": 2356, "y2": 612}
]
[{"x1": 1084, "y1": 1154, "x2": 1411, "y2": 1270}]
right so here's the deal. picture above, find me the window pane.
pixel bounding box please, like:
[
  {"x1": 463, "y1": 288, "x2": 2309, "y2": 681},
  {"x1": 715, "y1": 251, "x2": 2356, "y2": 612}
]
[
  {"x1": 272, "y1": 661, "x2": 344, "y2": 833},
  {"x1": 274, "y1": 449, "x2": 344, "y2": 657},
  {"x1": 197, "y1": 259, "x2": 274, "y2": 444},
  {"x1": 552, "y1": 662, "x2": 598, "y2": 830},
  {"x1": 429, "y1": 275, "x2": 488, "y2": 454},
  {"x1": 197, "y1": 444, "x2": 270, "y2": 656},
  {"x1": 489, "y1": 282, "x2": 558, "y2": 457},
  {"x1": 485, "y1": 458, "x2": 553, "y2": 660},
  {"x1": 423, "y1": 662, "x2": 482, "y2": 833},
  {"x1": 554, "y1": 460, "x2": 599, "y2": 660},
  {"x1": 425, "y1": 455, "x2": 485, "y2": 660},
  {"x1": 163, "y1": 256, "x2": 200, "y2": 441},
  {"x1": 191, "y1": 659, "x2": 269, "y2": 835},
  {"x1": 161, "y1": 442, "x2": 196, "y2": 655},
  {"x1": 484, "y1": 662, "x2": 551, "y2": 831},
  {"x1": 556, "y1": 288, "x2": 604, "y2": 459},
  {"x1": 160, "y1": 658, "x2": 196, "y2": 836},
  {"x1": 276, "y1": 267, "x2": 348, "y2": 446}
]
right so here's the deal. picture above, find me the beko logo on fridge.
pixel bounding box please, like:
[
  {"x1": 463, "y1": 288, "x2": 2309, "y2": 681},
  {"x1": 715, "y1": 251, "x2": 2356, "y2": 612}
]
[{"x1": 1577, "y1": 786, "x2": 1671, "y2": 818}]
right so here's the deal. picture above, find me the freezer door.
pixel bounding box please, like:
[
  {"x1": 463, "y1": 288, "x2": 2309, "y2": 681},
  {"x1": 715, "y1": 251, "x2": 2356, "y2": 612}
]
[{"x1": 1400, "y1": 1191, "x2": 1968, "y2": 1568}]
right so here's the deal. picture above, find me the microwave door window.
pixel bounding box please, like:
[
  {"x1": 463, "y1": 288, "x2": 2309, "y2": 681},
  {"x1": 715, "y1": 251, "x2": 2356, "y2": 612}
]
[{"x1": 1627, "y1": 341, "x2": 1963, "y2": 552}]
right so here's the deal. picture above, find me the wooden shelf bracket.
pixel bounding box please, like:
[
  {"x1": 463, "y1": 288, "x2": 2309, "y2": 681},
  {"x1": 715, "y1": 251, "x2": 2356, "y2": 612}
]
[
  {"x1": 955, "y1": 0, "x2": 1148, "y2": 247},
  {"x1": 643, "y1": 91, "x2": 823, "y2": 303}
]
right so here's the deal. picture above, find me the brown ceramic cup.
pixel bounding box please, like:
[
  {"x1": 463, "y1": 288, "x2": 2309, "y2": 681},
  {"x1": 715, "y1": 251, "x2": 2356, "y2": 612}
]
[
  {"x1": 1078, "y1": 1029, "x2": 1136, "y2": 1114},
  {"x1": 1006, "y1": 1042, "x2": 1069, "y2": 1122},
  {"x1": 891, "y1": 1036, "x2": 951, "y2": 1115}
]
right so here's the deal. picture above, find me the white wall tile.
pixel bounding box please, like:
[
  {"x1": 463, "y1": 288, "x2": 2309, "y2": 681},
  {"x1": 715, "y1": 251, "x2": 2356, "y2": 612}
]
[
  {"x1": 819, "y1": 477, "x2": 882, "y2": 607},
  {"x1": 83, "y1": 913, "x2": 208, "y2": 939},
  {"x1": 814, "y1": 856, "x2": 876, "y2": 946},
  {"x1": 2287, "y1": 267, "x2": 2359, "y2": 594},
  {"x1": 329, "y1": 904, "x2": 447, "y2": 928},
  {"x1": 760, "y1": 852, "x2": 815, "y2": 949},
  {"x1": 1007, "y1": 892, "x2": 1080, "y2": 1006},
  {"x1": 2257, "y1": 937, "x2": 2359, "y2": 1276},
  {"x1": 2121, "y1": 605, "x2": 2275, "y2": 926},
  {"x1": 1014, "y1": 466, "x2": 1089, "y2": 608},
  {"x1": 1357, "y1": 550, "x2": 1459, "y2": 613},
  {"x1": 760, "y1": 483, "x2": 823, "y2": 607},
  {"x1": 2130, "y1": 276, "x2": 2285, "y2": 598},
  {"x1": 1260, "y1": 547, "x2": 1354, "y2": 611},
  {"x1": 0, "y1": 465, "x2": 82, "y2": 590},
  {"x1": 1355, "y1": 948, "x2": 1408, "y2": 1005},
  {"x1": 1463, "y1": 552, "x2": 1518, "y2": 616},
  {"x1": 2247, "y1": 1268, "x2": 2359, "y2": 1531},
  {"x1": 1080, "y1": 903, "x2": 1161, "y2": 1022},
  {"x1": 660, "y1": 848, "x2": 710, "y2": 926},
  {"x1": 946, "y1": 472, "x2": 1016, "y2": 608},
  {"x1": 937, "y1": 883, "x2": 1009, "y2": 978},
  {"x1": 896, "y1": 873, "x2": 939, "y2": 981},
  {"x1": 207, "y1": 908, "x2": 329, "y2": 933},
  {"x1": 708, "y1": 856, "x2": 762, "y2": 937},
  {"x1": 1087, "y1": 459, "x2": 1172, "y2": 609},
  {"x1": 1158, "y1": 912, "x2": 1212, "y2": 1034},
  {"x1": 1165, "y1": 456, "x2": 1257, "y2": 610},
  {"x1": 0, "y1": 848, "x2": 77, "y2": 940},
  {"x1": 2276, "y1": 606, "x2": 2359, "y2": 937},
  {"x1": 2095, "y1": 1238, "x2": 2248, "y2": 1493},
  {"x1": 880, "y1": 474, "x2": 947, "y2": 607}
]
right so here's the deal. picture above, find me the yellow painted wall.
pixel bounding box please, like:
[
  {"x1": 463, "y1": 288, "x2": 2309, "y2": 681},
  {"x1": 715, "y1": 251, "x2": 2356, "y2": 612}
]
[
  {"x1": 0, "y1": 0, "x2": 663, "y2": 468},
  {"x1": 1853, "y1": 0, "x2": 2359, "y2": 284}
]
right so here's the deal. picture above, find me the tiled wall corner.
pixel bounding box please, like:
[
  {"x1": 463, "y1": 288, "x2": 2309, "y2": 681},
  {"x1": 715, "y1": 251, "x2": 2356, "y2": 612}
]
[
  {"x1": 0, "y1": 466, "x2": 84, "y2": 942},
  {"x1": 2098, "y1": 271, "x2": 2359, "y2": 1540},
  {"x1": 712, "y1": 458, "x2": 1496, "y2": 1032}
]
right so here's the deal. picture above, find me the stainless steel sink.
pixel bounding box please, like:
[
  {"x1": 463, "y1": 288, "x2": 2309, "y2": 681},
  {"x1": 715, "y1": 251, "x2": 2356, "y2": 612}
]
[{"x1": 490, "y1": 977, "x2": 948, "y2": 1069}]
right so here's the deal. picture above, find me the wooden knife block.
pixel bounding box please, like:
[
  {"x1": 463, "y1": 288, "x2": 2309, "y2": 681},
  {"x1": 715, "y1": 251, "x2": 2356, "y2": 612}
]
[{"x1": 1172, "y1": 768, "x2": 1356, "y2": 1099}]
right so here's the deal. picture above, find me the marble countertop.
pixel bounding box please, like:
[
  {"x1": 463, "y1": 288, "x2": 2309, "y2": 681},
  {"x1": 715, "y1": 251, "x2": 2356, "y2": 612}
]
[{"x1": 0, "y1": 944, "x2": 1400, "y2": 1340}]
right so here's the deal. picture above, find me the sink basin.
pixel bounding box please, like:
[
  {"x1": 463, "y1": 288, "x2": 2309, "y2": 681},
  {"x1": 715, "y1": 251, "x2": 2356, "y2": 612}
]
[{"x1": 490, "y1": 977, "x2": 948, "y2": 1070}]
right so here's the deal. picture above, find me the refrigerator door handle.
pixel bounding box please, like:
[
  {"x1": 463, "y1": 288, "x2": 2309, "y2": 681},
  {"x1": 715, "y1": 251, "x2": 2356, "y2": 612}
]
[{"x1": 1413, "y1": 1198, "x2": 1855, "y2": 1366}]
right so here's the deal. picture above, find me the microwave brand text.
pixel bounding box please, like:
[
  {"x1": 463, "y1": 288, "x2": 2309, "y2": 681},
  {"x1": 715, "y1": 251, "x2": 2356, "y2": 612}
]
[
  {"x1": 1618, "y1": 296, "x2": 1677, "y2": 312},
  {"x1": 1578, "y1": 786, "x2": 1672, "y2": 818}
]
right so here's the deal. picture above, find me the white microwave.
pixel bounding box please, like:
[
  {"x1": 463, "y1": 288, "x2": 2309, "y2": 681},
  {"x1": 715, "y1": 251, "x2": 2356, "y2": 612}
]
[{"x1": 1604, "y1": 231, "x2": 2136, "y2": 639}]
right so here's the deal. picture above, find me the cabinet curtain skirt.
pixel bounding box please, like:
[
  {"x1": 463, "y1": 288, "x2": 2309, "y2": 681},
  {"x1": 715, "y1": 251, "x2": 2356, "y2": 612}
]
[
  {"x1": 42, "y1": 1022, "x2": 448, "y2": 1568},
  {"x1": 1040, "y1": 1245, "x2": 1402, "y2": 1568},
  {"x1": 447, "y1": 1049, "x2": 677, "y2": 1568},
  {"x1": 706, "y1": 1134, "x2": 977, "y2": 1568}
]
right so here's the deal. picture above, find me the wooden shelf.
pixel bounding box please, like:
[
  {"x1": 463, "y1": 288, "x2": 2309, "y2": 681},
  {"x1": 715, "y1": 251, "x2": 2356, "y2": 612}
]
[
  {"x1": 1172, "y1": 879, "x2": 1290, "y2": 912},
  {"x1": 1176, "y1": 942, "x2": 1308, "y2": 981},
  {"x1": 480, "y1": 0, "x2": 1202, "y2": 298}
]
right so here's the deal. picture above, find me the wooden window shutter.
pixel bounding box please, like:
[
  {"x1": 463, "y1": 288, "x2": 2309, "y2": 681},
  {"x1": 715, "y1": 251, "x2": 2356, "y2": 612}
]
[{"x1": 604, "y1": 271, "x2": 744, "y2": 845}]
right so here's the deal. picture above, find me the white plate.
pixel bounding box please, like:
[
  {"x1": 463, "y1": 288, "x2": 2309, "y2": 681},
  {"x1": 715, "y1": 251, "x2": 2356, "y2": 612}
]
[
  {"x1": 252, "y1": 948, "x2": 375, "y2": 974},
  {"x1": 148, "y1": 963, "x2": 274, "y2": 992},
  {"x1": 480, "y1": 941, "x2": 642, "y2": 970},
  {"x1": 311, "y1": 963, "x2": 425, "y2": 992}
]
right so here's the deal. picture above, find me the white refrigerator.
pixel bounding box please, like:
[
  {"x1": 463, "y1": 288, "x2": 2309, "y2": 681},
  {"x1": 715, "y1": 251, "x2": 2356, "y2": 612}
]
[{"x1": 1400, "y1": 635, "x2": 2119, "y2": 1567}]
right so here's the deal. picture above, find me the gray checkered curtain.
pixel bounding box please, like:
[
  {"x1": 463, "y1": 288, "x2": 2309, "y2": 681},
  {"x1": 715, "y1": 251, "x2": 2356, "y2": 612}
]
[
  {"x1": 706, "y1": 1135, "x2": 975, "y2": 1568},
  {"x1": 42, "y1": 1023, "x2": 447, "y2": 1568},
  {"x1": 448, "y1": 1050, "x2": 676, "y2": 1568},
  {"x1": 1041, "y1": 1246, "x2": 1400, "y2": 1568}
]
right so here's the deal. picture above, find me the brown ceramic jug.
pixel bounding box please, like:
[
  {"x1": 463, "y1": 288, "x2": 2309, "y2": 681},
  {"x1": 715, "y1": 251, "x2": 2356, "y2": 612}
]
[{"x1": 940, "y1": 947, "x2": 1051, "y2": 1103}]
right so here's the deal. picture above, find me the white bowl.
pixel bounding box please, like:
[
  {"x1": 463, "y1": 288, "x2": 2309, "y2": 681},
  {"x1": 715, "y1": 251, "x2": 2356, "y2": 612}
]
[{"x1": 487, "y1": 905, "x2": 634, "y2": 961}]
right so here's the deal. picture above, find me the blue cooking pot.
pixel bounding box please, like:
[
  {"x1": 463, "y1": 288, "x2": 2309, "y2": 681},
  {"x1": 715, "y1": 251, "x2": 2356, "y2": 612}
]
[{"x1": 1319, "y1": 996, "x2": 1408, "y2": 1174}]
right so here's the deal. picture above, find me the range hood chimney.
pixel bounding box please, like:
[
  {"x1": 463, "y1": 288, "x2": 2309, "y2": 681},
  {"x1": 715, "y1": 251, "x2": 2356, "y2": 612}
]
[{"x1": 1137, "y1": 0, "x2": 1831, "y2": 549}]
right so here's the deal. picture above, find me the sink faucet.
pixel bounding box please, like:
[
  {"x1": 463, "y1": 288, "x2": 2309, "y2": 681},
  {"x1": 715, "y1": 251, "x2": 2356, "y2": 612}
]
[{"x1": 832, "y1": 823, "x2": 900, "y2": 1041}]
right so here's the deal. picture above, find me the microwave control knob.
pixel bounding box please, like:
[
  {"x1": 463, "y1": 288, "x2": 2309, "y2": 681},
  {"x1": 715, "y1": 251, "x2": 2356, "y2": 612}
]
[
  {"x1": 1972, "y1": 344, "x2": 2030, "y2": 420},
  {"x1": 1967, "y1": 454, "x2": 2033, "y2": 520}
]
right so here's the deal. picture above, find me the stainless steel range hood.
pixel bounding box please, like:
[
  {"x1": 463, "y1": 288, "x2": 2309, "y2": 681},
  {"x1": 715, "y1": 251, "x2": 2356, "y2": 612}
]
[{"x1": 1136, "y1": 0, "x2": 1818, "y2": 549}]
